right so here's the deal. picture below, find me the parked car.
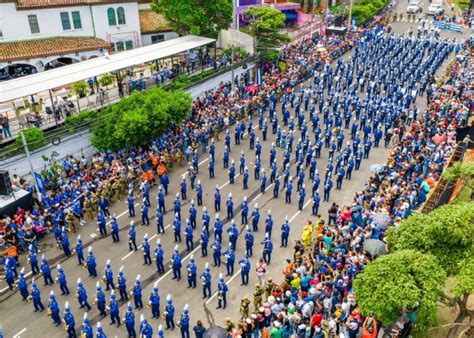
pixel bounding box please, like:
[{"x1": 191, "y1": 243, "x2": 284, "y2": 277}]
[
  {"x1": 407, "y1": 0, "x2": 422, "y2": 13},
  {"x1": 427, "y1": 2, "x2": 444, "y2": 15}
]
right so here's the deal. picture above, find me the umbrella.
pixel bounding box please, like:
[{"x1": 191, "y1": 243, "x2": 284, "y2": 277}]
[
  {"x1": 204, "y1": 327, "x2": 227, "y2": 338},
  {"x1": 245, "y1": 84, "x2": 258, "y2": 93},
  {"x1": 364, "y1": 238, "x2": 387, "y2": 256},
  {"x1": 372, "y1": 212, "x2": 392, "y2": 230},
  {"x1": 432, "y1": 134, "x2": 446, "y2": 145},
  {"x1": 441, "y1": 84, "x2": 454, "y2": 92},
  {"x1": 370, "y1": 164, "x2": 384, "y2": 173}
]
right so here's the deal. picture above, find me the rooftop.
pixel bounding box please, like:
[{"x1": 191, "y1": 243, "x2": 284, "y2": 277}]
[
  {"x1": 4, "y1": 0, "x2": 135, "y2": 10},
  {"x1": 0, "y1": 36, "x2": 111, "y2": 62},
  {"x1": 139, "y1": 9, "x2": 172, "y2": 34}
]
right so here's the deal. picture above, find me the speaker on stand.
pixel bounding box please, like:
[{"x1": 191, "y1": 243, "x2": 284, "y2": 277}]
[{"x1": 0, "y1": 170, "x2": 13, "y2": 196}]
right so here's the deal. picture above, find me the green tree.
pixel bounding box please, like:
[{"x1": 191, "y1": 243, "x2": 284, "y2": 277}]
[
  {"x1": 243, "y1": 6, "x2": 291, "y2": 61},
  {"x1": 354, "y1": 250, "x2": 446, "y2": 332},
  {"x1": 91, "y1": 87, "x2": 192, "y2": 150},
  {"x1": 72, "y1": 81, "x2": 88, "y2": 98},
  {"x1": 442, "y1": 161, "x2": 474, "y2": 190},
  {"x1": 16, "y1": 128, "x2": 48, "y2": 151},
  {"x1": 151, "y1": 0, "x2": 232, "y2": 38},
  {"x1": 99, "y1": 73, "x2": 114, "y2": 89},
  {"x1": 387, "y1": 203, "x2": 474, "y2": 337}
]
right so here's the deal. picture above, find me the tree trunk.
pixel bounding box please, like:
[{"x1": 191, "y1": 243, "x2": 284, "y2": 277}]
[{"x1": 447, "y1": 294, "x2": 470, "y2": 338}]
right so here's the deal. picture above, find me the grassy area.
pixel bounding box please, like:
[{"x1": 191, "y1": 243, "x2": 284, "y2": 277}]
[{"x1": 454, "y1": 0, "x2": 469, "y2": 10}]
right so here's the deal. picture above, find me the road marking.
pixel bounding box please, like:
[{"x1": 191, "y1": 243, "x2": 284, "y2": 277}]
[
  {"x1": 242, "y1": 125, "x2": 259, "y2": 137},
  {"x1": 90, "y1": 233, "x2": 97, "y2": 238},
  {"x1": 205, "y1": 268, "x2": 242, "y2": 304},
  {"x1": 252, "y1": 193, "x2": 262, "y2": 201},
  {"x1": 121, "y1": 233, "x2": 158, "y2": 260},
  {"x1": 220, "y1": 173, "x2": 241, "y2": 189},
  {"x1": 155, "y1": 244, "x2": 202, "y2": 283},
  {"x1": 13, "y1": 328, "x2": 27, "y2": 338},
  {"x1": 183, "y1": 158, "x2": 210, "y2": 177},
  {"x1": 288, "y1": 198, "x2": 312, "y2": 223}
]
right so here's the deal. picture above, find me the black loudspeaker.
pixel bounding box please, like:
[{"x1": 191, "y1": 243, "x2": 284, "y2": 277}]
[
  {"x1": 334, "y1": 15, "x2": 344, "y2": 27},
  {"x1": 0, "y1": 170, "x2": 13, "y2": 196}
]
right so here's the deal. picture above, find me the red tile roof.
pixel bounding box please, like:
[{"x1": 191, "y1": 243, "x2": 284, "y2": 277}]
[
  {"x1": 0, "y1": 36, "x2": 111, "y2": 62},
  {"x1": 139, "y1": 9, "x2": 172, "y2": 34},
  {"x1": 14, "y1": 0, "x2": 134, "y2": 10}
]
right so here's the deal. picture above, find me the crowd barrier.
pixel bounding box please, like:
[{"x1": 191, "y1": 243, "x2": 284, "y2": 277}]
[{"x1": 432, "y1": 20, "x2": 463, "y2": 33}]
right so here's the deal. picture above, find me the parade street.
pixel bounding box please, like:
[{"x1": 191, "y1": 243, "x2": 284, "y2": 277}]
[{"x1": 1, "y1": 1, "x2": 470, "y2": 337}]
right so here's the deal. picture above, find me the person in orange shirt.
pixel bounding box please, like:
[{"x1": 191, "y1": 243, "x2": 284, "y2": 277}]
[
  {"x1": 361, "y1": 316, "x2": 378, "y2": 338},
  {"x1": 282, "y1": 259, "x2": 294, "y2": 276}
]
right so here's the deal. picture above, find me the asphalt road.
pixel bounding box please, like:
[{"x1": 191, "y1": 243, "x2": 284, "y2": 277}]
[{"x1": 1, "y1": 4, "x2": 468, "y2": 337}]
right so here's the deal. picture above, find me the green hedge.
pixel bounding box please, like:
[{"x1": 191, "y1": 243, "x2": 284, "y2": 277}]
[
  {"x1": 15, "y1": 128, "x2": 48, "y2": 151},
  {"x1": 163, "y1": 69, "x2": 215, "y2": 91},
  {"x1": 91, "y1": 87, "x2": 192, "y2": 150},
  {"x1": 65, "y1": 110, "x2": 99, "y2": 127}
]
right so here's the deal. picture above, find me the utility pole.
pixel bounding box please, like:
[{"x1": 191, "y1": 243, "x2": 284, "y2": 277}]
[
  {"x1": 231, "y1": 45, "x2": 235, "y2": 89},
  {"x1": 347, "y1": 0, "x2": 355, "y2": 30},
  {"x1": 48, "y1": 89, "x2": 58, "y2": 128},
  {"x1": 20, "y1": 132, "x2": 42, "y2": 202}
]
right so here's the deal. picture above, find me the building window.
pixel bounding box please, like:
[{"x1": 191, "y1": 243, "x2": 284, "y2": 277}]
[
  {"x1": 72, "y1": 11, "x2": 82, "y2": 29},
  {"x1": 125, "y1": 40, "x2": 133, "y2": 50},
  {"x1": 28, "y1": 14, "x2": 40, "y2": 34},
  {"x1": 60, "y1": 12, "x2": 71, "y2": 30},
  {"x1": 151, "y1": 34, "x2": 165, "y2": 44},
  {"x1": 115, "y1": 41, "x2": 125, "y2": 52},
  {"x1": 117, "y1": 7, "x2": 126, "y2": 25},
  {"x1": 107, "y1": 8, "x2": 116, "y2": 26}
]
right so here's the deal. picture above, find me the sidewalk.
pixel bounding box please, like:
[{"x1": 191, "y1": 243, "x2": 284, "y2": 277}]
[
  {"x1": 0, "y1": 58, "x2": 255, "y2": 145},
  {"x1": 0, "y1": 63, "x2": 254, "y2": 177}
]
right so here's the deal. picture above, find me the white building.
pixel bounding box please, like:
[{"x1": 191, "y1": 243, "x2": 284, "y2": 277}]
[{"x1": 0, "y1": 0, "x2": 178, "y2": 79}]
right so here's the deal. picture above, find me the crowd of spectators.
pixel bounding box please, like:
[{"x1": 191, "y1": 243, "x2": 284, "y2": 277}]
[{"x1": 225, "y1": 38, "x2": 472, "y2": 338}]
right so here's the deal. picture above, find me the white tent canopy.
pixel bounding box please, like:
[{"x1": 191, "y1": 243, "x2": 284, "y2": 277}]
[{"x1": 0, "y1": 35, "x2": 215, "y2": 102}]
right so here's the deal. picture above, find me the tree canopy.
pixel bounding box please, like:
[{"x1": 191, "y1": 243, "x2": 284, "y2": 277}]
[
  {"x1": 354, "y1": 250, "x2": 446, "y2": 331},
  {"x1": 91, "y1": 87, "x2": 192, "y2": 150},
  {"x1": 386, "y1": 202, "x2": 474, "y2": 337},
  {"x1": 243, "y1": 6, "x2": 290, "y2": 61},
  {"x1": 387, "y1": 202, "x2": 474, "y2": 276},
  {"x1": 151, "y1": 0, "x2": 232, "y2": 38}
]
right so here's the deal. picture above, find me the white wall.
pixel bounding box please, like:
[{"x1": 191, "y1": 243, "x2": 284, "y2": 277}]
[
  {"x1": 0, "y1": 3, "x2": 95, "y2": 42},
  {"x1": 141, "y1": 31, "x2": 178, "y2": 46},
  {"x1": 0, "y1": 49, "x2": 105, "y2": 72},
  {"x1": 91, "y1": 2, "x2": 141, "y2": 48},
  {"x1": 0, "y1": 2, "x2": 142, "y2": 47}
]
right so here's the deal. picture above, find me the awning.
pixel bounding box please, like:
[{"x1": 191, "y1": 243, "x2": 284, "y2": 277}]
[
  {"x1": 0, "y1": 35, "x2": 215, "y2": 102},
  {"x1": 284, "y1": 11, "x2": 298, "y2": 20}
]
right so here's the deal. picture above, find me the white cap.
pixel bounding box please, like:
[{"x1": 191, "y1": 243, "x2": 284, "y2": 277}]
[{"x1": 106, "y1": 259, "x2": 111, "y2": 265}]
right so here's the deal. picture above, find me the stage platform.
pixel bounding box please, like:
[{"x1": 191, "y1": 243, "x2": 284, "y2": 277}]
[{"x1": 0, "y1": 189, "x2": 34, "y2": 217}]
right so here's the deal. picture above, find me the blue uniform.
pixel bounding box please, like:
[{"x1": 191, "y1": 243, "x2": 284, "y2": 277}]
[
  {"x1": 172, "y1": 251, "x2": 182, "y2": 280},
  {"x1": 239, "y1": 258, "x2": 251, "y2": 285},
  {"x1": 154, "y1": 244, "x2": 165, "y2": 274}
]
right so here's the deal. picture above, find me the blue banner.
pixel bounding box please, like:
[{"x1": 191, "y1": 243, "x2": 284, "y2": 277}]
[
  {"x1": 34, "y1": 172, "x2": 47, "y2": 196},
  {"x1": 256, "y1": 68, "x2": 262, "y2": 86}
]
